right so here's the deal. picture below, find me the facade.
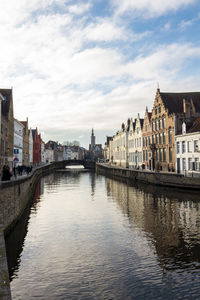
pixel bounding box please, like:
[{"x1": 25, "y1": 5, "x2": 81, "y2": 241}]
[
  {"x1": 151, "y1": 89, "x2": 200, "y2": 171},
  {"x1": 0, "y1": 89, "x2": 14, "y2": 170},
  {"x1": 45, "y1": 148, "x2": 54, "y2": 163},
  {"x1": 20, "y1": 118, "x2": 29, "y2": 165},
  {"x1": 41, "y1": 140, "x2": 46, "y2": 164},
  {"x1": 142, "y1": 108, "x2": 152, "y2": 169},
  {"x1": 112, "y1": 121, "x2": 129, "y2": 168},
  {"x1": 133, "y1": 115, "x2": 143, "y2": 168},
  {"x1": 128, "y1": 119, "x2": 135, "y2": 168},
  {"x1": 29, "y1": 129, "x2": 33, "y2": 165},
  {"x1": 32, "y1": 128, "x2": 41, "y2": 165},
  {"x1": 13, "y1": 119, "x2": 24, "y2": 166},
  {"x1": 175, "y1": 119, "x2": 200, "y2": 173}
]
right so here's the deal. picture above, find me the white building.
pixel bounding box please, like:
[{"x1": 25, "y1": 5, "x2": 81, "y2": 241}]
[
  {"x1": 111, "y1": 120, "x2": 129, "y2": 168},
  {"x1": 41, "y1": 140, "x2": 46, "y2": 164},
  {"x1": 128, "y1": 114, "x2": 143, "y2": 169},
  {"x1": 128, "y1": 119, "x2": 135, "y2": 168},
  {"x1": 175, "y1": 120, "x2": 200, "y2": 174},
  {"x1": 14, "y1": 119, "x2": 24, "y2": 166}
]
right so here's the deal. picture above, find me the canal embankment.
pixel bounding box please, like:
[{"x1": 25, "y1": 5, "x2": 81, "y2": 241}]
[
  {"x1": 0, "y1": 161, "x2": 66, "y2": 299},
  {"x1": 96, "y1": 163, "x2": 200, "y2": 190}
]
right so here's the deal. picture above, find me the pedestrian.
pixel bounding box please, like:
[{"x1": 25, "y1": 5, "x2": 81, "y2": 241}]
[
  {"x1": 13, "y1": 166, "x2": 17, "y2": 179},
  {"x1": 1, "y1": 165, "x2": 12, "y2": 181}
]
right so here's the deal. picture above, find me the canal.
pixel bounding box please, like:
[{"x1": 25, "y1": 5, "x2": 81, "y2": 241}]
[{"x1": 5, "y1": 168, "x2": 200, "y2": 299}]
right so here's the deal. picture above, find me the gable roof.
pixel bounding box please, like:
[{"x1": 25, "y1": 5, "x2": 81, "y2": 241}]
[
  {"x1": 0, "y1": 89, "x2": 13, "y2": 116},
  {"x1": 160, "y1": 92, "x2": 200, "y2": 114},
  {"x1": 187, "y1": 117, "x2": 200, "y2": 133}
]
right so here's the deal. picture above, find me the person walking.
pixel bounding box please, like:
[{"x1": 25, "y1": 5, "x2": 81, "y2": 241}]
[{"x1": 1, "y1": 165, "x2": 12, "y2": 181}]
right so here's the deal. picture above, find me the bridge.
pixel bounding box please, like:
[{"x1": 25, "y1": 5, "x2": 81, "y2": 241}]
[{"x1": 56, "y1": 159, "x2": 96, "y2": 169}]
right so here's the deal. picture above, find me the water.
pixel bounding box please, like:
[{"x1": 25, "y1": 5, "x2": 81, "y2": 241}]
[{"x1": 5, "y1": 169, "x2": 200, "y2": 299}]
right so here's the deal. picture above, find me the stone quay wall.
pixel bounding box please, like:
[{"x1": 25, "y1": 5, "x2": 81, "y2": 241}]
[
  {"x1": 96, "y1": 163, "x2": 200, "y2": 190},
  {"x1": 0, "y1": 162, "x2": 64, "y2": 299}
]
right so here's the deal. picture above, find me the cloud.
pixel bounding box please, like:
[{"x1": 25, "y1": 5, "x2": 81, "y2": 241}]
[
  {"x1": 68, "y1": 2, "x2": 92, "y2": 15},
  {"x1": 111, "y1": 0, "x2": 196, "y2": 18},
  {"x1": 0, "y1": 0, "x2": 200, "y2": 147}
]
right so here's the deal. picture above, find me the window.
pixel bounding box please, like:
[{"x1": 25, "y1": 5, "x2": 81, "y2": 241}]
[
  {"x1": 194, "y1": 140, "x2": 198, "y2": 152},
  {"x1": 148, "y1": 136, "x2": 151, "y2": 145},
  {"x1": 158, "y1": 105, "x2": 161, "y2": 113},
  {"x1": 187, "y1": 141, "x2": 191, "y2": 152},
  {"x1": 195, "y1": 158, "x2": 199, "y2": 170},
  {"x1": 162, "y1": 117, "x2": 166, "y2": 129},
  {"x1": 156, "y1": 149, "x2": 159, "y2": 161},
  {"x1": 159, "y1": 119, "x2": 162, "y2": 129},
  {"x1": 156, "y1": 134, "x2": 158, "y2": 144},
  {"x1": 188, "y1": 158, "x2": 192, "y2": 170},
  {"x1": 182, "y1": 141, "x2": 185, "y2": 153},
  {"x1": 182, "y1": 158, "x2": 186, "y2": 171},
  {"x1": 145, "y1": 125, "x2": 147, "y2": 132},
  {"x1": 168, "y1": 130, "x2": 172, "y2": 144},
  {"x1": 156, "y1": 120, "x2": 159, "y2": 130},
  {"x1": 163, "y1": 148, "x2": 166, "y2": 161},
  {"x1": 169, "y1": 147, "x2": 172, "y2": 162},
  {"x1": 155, "y1": 108, "x2": 157, "y2": 115},
  {"x1": 152, "y1": 135, "x2": 155, "y2": 144},
  {"x1": 163, "y1": 133, "x2": 166, "y2": 144},
  {"x1": 159, "y1": 149, "x2": 162, "y2": 161},
  {"x1": 159, "y1": 133, "x2": 162, "y2": 144},
  {"x1": 176, "y1": 142, "x2": 180, "y2": 154}
]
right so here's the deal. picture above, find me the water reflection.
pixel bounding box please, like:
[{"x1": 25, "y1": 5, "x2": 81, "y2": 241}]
[
  {"x1": 5, "y1": 178, "x2": 44, "y2": 280},
  {"x1": 105, "y1": 177, "x2": 200, "y2": 269},
  {"x1": 6, "y1": 171, "x2": 200, "y2": 299}
]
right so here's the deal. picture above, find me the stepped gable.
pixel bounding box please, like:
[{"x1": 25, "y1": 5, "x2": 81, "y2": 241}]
[
  {"x1": 160, "y1": 92, "x2": 200, "y2": 114},
  {"x1": 187, "y1": 117, "x2": 200, "y2": 133}
]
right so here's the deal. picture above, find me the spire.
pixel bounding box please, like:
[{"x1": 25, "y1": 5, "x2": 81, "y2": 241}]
[{"x1": 92, "y1": 128, "x2": 94, "y2": 136}]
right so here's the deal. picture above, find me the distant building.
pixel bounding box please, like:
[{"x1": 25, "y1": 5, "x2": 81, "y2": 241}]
[
  {"x1": 13, "y1": 119, "x2": 24, "y2": 166},
  {"x1": 29, "y1": 128, "x2": 33, "y2": 165},
  {"x1": 20, "y1": 118, "x2": 29, "y2": 166},
  {"x1": 0, "y1": 89, "x2": 14, "y2": 169},
  {"x1": 32, "y1": 128, "x2": 42, "y2": 165},
  {"x1": 89, "y1": 129, "x2": 103, "y2": 160},
  {"x1": 175, "y1": 118, "x2": 200, "y2": 173}
]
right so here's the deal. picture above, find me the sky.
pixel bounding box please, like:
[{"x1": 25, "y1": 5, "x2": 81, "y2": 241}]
[{"x1": 0, "y1": 0, "x2": 200, "y2": 148}]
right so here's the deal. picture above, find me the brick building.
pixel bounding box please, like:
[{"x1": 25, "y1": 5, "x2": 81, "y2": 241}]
[
  {"x1": 0, "y1": 89, "x2": 14, "y2": 170},
  {"x1": 151, "y1": 89, "x2": 200, "y2": 171},
  {"x1": 31, "y1": 128, "x2": 42, "y2": 165}
]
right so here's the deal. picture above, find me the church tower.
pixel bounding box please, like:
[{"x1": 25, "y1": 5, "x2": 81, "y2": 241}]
[{"x1": 91, "y1": 128, "x2": 95, "y2": 150}]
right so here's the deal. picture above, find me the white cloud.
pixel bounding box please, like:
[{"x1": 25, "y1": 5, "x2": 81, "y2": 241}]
[
  {"x1": 68, "y1": 2, "x2": 92, "y2": 15},
  {"x1": 0, "y1": 0, "x2": 199, "y2": 147},
  {"x1": 111, "y1": 0, "x2": 196, "y2": 17}
]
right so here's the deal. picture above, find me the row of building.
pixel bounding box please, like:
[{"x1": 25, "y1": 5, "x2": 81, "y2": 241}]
[
  {"x1": 104, "y1": 89, "x2": 200, "y2": 174},
  {"x1": 0, "y1": 88, "x2": 86, "y2": 172}
]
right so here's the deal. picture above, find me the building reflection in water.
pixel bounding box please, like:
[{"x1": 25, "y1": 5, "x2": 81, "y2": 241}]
[
  {"x1": 105, "y1": 177, "x2": 200, "y2": 269},
  {"x1": 5, "y1": 169, "x2": 92, "y2": 280},
  {"x1": 5, "y1": 177, "x2": 44, "y2": 280}
]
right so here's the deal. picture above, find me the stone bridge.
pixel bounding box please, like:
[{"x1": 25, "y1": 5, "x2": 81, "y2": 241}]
[{"x1": 54, "y1": 159, "x2": 96, "y2": 169}]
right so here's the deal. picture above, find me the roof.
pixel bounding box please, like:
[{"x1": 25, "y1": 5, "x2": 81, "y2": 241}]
[
  {"x1": 32, "y1": 129, "x2": 36, "y2": 138},
  {"x1": 160, "y1": 92, "x2": 200, "y2": 114},
  {"x1": 0, "y1": 89, "x2": 13, "y2": 116},
  {"x1": 187, "y1": 117, "x2": 200, "y2": 133}
]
